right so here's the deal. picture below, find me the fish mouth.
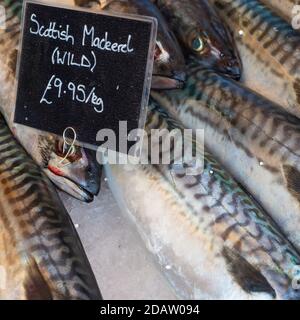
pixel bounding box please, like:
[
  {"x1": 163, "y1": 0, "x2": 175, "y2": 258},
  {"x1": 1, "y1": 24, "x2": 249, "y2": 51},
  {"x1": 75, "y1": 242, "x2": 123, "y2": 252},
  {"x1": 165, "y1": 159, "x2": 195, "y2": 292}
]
[
  {"x1": 223, "y1": 65, "x2": 241, "y2": 81},
  {"x1": 219, "y1": 61, "x2": 242, "y2": 81},
  {"x1": 152, "y1": 72, "x2": 186, "y2": 90},
  {"x1": 45, "y1": 167, "x2": 95, "y2": 203}
]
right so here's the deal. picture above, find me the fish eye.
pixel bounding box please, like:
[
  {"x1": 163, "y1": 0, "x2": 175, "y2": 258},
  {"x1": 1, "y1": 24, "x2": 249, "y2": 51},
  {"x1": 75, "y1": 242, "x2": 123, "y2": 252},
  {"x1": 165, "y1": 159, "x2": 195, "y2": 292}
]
[{"x1": 191, "y1": 37, "x2": 204, "y2": 52}]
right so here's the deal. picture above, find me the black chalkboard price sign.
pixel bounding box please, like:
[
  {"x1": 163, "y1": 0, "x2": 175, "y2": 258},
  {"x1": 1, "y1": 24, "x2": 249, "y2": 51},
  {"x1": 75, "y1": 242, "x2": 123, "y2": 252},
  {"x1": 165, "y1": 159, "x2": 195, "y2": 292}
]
[{"x1": 14, "y1": 1, "x2": 157, "y2": 153}]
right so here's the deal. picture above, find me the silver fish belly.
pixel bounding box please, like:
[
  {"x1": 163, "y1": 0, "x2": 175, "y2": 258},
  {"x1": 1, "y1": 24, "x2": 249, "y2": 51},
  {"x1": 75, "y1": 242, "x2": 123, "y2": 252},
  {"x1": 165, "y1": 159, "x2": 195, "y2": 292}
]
[{"x1": 106, "y1": 100, "x2": 300, "y2": 300}]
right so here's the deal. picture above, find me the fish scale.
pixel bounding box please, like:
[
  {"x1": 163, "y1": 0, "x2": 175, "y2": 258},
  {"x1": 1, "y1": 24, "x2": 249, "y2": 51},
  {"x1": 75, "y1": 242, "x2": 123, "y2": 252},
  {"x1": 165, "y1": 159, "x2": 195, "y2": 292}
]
[
  {"x1": 106, "y1": 100, "x2": 300, "y2": 299},
  {"x1": 0, "y1": 113, "x2": 101, "y2": 299},
  {"x1": 210, "y1": 0, "x2": 300, "y2": 118}
]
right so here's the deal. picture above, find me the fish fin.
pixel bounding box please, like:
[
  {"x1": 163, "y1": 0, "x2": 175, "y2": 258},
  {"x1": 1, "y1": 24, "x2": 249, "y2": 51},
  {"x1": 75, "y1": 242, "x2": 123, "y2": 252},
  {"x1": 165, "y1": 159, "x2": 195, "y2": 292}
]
[
  {"x1": 24, "y1": 256, "x2": 53, "y2": 300},
  {"x1": 283, "y1": 165, "x2": 300, "y2": 202},
  {"x1": 223, "y1": 247, "x2": 276, "y2": 298}
]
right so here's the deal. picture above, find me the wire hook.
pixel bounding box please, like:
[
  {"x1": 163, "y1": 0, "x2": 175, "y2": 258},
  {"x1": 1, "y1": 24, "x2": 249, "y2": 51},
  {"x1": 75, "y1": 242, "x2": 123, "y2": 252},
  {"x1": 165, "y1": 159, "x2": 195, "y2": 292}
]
[{"x1": 58, "y1": 127, "x2": 77, "y2": 166}]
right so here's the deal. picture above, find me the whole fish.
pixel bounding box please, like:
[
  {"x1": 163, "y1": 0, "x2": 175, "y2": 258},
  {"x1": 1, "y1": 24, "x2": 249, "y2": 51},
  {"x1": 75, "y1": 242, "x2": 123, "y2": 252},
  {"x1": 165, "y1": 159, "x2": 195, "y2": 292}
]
[
  {"x1": 75, "y1": 0, "x2": 186, "y2": 89},
  {"x1": 210, "y1": 0, "x2": 300, "y2": 119},
  {"x1": 260, "y1": 0, "x2": 300, "y2": 22},
  {"x1": 152, "y1": 0, "x2": 242, "y2": 80},
  {"x1": 0, "y1": 113, "x2": 102, "y2": 299},
  {"x1": 106, "y1": 100, "x2": 300, "y2": 300},
  {"x1": 152, "y1": 61, "x2": 300, "y2": 252},
  {"x1": 0, "y1": 0, "x2": 101, "y2": 202}
]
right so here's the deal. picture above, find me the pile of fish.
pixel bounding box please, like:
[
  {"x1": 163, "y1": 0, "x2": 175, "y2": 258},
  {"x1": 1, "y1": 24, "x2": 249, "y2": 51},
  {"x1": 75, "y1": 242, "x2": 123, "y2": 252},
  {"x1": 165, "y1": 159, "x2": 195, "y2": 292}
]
[
  {"x1": 103, "y1": 0, "x2": 300, "y2": 300},
  {"x1": 1, "y1": 0, "x2": 300, "y2": 300}
]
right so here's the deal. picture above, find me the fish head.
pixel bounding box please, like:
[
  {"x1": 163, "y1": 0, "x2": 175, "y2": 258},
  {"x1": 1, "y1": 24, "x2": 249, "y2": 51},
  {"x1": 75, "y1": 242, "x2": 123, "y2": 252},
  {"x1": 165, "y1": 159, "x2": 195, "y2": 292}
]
[
  {"x1": 99, "y1": 0, "x2": 186, "y2": 89},
  {"x1": 183, "y1": 20, "x2": 242, "y2": 80},
  {"x1": 18, "y1": 130, "x2": 101, "y2": 202},
  {"x1": 44, "y1": 137, "x2": 101, "y2": 202},
  {"x1": 151, "y1": 29, "x2": 186, "y2": 90},
  {"x1": 167, "y1": 0, "x2": 242, "y2": 80},
  {"x1": 147, "y1": 1, "x2": 186, "y2": 90}
]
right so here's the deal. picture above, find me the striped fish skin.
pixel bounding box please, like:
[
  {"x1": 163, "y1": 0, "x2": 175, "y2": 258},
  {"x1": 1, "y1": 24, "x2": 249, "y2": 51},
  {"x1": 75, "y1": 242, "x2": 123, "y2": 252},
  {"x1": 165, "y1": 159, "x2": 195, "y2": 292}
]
[
  {"x1": 106, "y1": 100, "x2": 300, "y2": 300},
  {"x1": 75, "y1": 0, "x2": 186, "y2": 89},
  {"x1": 0, "y1": 114, "x2": 102, "y2": 299},
  {"x1": 152, "y1": 0, "x2": 242, "y2": 80},
  {"x1": 151, "y1": 61, "x2": 300, "y2": 253},
  {"x1": 210, "y1": 0, "x2": 300, "y2": 118},
  {"x1": 0, "y1": 0, "x2": 101, "y2": 202},
  {"x1": 260, "y1": 0, "x2": 300, "y2": 21}
]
